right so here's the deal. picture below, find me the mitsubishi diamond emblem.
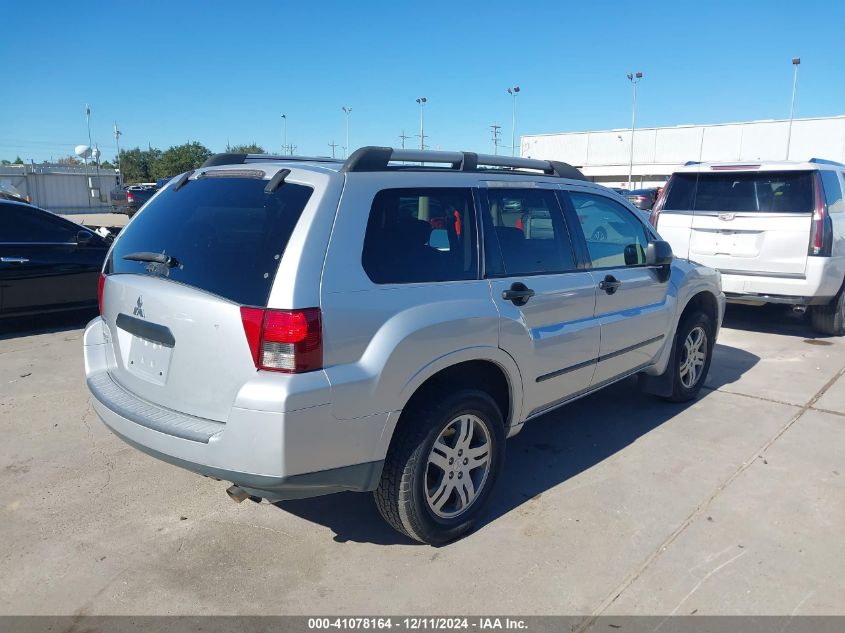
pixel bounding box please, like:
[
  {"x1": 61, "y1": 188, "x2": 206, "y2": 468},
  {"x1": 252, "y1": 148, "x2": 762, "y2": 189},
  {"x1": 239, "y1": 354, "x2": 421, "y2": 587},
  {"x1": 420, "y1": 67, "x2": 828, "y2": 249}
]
[{"x1": 133, "y1": 296, "x2": 145, "y2": 318}]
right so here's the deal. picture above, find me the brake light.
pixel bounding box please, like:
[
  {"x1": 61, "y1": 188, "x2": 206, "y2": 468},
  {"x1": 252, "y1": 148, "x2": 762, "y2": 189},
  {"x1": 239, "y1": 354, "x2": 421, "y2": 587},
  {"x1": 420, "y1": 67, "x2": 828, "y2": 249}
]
[
  {"x1": 649, "y1": 181, "x2": 670, "y2": 227},
  {"x1": 126, "y1": 191, "x2": 134, "y2": 203},
  {"x1": 809, "y1": 172, "x2": 832, "y2": 257},
  {"x1": 240, "y1": 307, "x2": 322, "y2": 373},
  {"x1": 97, "y1": 274, "x2": 106, "y2": 315}
]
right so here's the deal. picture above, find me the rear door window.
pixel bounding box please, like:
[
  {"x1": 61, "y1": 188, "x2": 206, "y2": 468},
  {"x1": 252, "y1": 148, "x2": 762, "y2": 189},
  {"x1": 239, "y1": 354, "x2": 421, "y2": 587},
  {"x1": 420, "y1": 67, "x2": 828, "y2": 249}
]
[
  {"x1": 664, "y1": 171, "x2": 814, "y2": 213},
  {"x1": 0, "y1": 203, "x2": 78, "y2": 243},
  {"x1": 483, "y1": 188, "x2": 576, "y2": 276},
  {"x1": 108, "y1": 175, "x2": 313, "y2": 306},
  {"x1": 362, "y1": 188, "x2": 477, "y2": 284}
]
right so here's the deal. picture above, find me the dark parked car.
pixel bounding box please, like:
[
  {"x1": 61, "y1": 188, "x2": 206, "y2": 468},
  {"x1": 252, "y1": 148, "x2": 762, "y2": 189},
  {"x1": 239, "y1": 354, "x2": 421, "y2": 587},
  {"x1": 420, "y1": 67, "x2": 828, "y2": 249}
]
[
  {"x1": 124, "y1": 185, "x2": 159, "y2": 216},
  {"x1": 0, "y1": 200, "x2": 109, "y2": 318},
  {"x1": 624, "y1": 187, "x2": 660, "y2": 210}
]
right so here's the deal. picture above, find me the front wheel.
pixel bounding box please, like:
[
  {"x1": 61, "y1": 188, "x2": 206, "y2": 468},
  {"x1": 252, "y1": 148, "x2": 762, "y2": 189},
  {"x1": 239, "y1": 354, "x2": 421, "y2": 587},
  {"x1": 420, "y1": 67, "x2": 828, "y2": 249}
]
[
  {"x1": 663, "y1": 310, "x2": 714, "y2": 402},
  {"x1": 374, "y1": 390, "x2": 505, "y2": 545}
]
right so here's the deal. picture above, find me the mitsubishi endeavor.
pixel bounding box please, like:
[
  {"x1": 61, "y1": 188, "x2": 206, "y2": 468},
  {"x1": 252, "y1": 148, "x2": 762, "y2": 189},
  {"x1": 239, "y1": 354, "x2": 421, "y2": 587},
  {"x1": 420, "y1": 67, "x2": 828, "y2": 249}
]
[{"x1": 84, "y1": 147, "x2": 724, "y2": 544}]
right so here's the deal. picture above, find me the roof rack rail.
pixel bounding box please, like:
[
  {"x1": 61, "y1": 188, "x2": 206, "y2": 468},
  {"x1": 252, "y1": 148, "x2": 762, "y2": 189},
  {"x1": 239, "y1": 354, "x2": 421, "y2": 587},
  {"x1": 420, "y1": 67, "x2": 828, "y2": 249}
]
[
  {"x1": 341, "y1": 146, "x2": 586, "y2": 180},
  {"x1": 809, "y1": 158, "x2": 845, "y2": 168},
  {"x1": 201, "y1": 153, "x2": 343, "y2": 168}
]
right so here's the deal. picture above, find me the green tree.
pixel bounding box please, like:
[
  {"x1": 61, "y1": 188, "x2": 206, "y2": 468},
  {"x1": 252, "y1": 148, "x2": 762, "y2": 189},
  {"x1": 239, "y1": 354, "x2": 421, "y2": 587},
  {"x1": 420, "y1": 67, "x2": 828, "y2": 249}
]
[
  {"x1": 227, "y1": 143, "x2": 265, "y2": 154},
  {"x1": 117, "y1": 147, "x2": 162, "y2": 183},
  {"x1": 57, "y1": 155, "x2": 82, "y2": 166},
  {"x1": 152, "y1": 142, "x2": 212, "y2": 179},
  {"x1": 100, "y1": 160, "x2": 114, "y2": 169},
  {"x1": 13, "y1": 156, "x2": 24, "y2": 165},
  {"x1": 0, "y1": 159, "x2": 10, "y2": 165}
]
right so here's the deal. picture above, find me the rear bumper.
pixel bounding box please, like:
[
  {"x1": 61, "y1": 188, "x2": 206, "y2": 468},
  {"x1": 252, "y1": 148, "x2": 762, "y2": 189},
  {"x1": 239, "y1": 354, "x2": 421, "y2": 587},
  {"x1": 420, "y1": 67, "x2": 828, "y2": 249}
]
[
  {"x1": 83, "y1": 317, "x2": 388, "y2": 501},
  {"x1": 720, "y1": 258, "x2": 842, "y2": 306}
]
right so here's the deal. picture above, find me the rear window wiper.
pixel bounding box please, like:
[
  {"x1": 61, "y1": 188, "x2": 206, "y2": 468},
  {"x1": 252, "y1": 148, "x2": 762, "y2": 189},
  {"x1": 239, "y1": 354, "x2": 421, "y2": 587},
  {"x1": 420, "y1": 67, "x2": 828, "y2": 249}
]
[{"x1": 123, "y1": 251, "x2": 181, "y2": 268}]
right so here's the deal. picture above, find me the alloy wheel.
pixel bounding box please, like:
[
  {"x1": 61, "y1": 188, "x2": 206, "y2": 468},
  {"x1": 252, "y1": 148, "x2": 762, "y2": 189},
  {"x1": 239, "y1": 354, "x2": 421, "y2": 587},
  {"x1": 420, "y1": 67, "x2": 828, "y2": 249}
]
[{"x1": 679, "y1": 325, "x2": 708, "y2": 389}]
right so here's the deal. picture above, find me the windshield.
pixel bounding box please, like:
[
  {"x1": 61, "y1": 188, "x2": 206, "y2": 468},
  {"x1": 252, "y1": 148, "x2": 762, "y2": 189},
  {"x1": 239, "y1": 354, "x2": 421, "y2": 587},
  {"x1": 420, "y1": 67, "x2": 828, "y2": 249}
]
[
  {"x1": 107, "y1": 176, "x2": 313, "y2": 305},
  {"x1": 664, "y1": 171, "x2": 814, "y2": 213}
]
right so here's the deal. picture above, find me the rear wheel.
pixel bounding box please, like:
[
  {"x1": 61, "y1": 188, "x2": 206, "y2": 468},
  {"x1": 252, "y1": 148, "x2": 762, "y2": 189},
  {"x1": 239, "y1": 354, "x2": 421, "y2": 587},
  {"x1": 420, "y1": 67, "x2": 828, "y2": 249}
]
[
  {"x1": 810, "y1": 287, "x2": 845, "y2": 336},
  {"x1": 374, "y1": 390, "x2": 505, "y2": 545},
  {"x1": 663, "y1": 310, "x2": 714, "y2": 402}
]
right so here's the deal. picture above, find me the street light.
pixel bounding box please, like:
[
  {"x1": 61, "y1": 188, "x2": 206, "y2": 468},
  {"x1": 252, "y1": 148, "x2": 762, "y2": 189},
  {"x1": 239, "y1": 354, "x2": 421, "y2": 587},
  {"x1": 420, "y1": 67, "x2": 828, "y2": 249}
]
[
  {"x1": 113, "y1": 122, "x2": 122, "y2": 187},
  {"x1": 281, "y1": 114, "x2": 287, "y2": 154},
  {"x1": 416, "y1": 97, "x2": 427, "y2": 150},
  {"x1": 786, "y1": 57, "x2": 801, "y2": 160},
  {"x1": 626, "y1": 72, "x2": 643, "y2": 190},
  {"x1": 342, "y1": 106, "x2": 352, "y2": 158},
  {"x1": 507, "y1": 86, "x2": 520, "y2": 157}
]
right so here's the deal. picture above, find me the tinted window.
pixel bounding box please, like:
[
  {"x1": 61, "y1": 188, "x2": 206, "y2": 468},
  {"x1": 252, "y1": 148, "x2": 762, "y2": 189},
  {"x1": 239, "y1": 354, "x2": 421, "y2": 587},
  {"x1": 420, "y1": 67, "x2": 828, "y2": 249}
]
[
  {"x1": 570, "y1": 193, "x2": 649, "y2": 268},
  {"x1": 0, "y1": 203, "x2": 77, "y2": 242},
  {"x1": 820, "y1": 170, "x2": 845, "y2": 214},
  {"x1": 108, "y1": 176, "x2": 313, "y2": 306},
  {"x1": 664, "y1": 171, "x2": 814, "y2": 213},
  {"x1": 484, "y1": 189, "x2": 575, "y2": 275},
  {"x1": 362, "y1": 188, "x2": 477, "y2": 284}
]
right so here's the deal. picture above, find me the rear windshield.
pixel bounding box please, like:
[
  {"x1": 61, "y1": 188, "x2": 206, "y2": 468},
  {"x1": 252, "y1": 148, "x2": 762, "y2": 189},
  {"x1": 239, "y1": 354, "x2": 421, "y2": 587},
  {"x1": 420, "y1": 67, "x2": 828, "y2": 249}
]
[
  {"x1": 664, "y1": 171, "x2": 813, "y2": 213},
  {"x1": 107, "y1": 176, "x2": 313, "y2": 306}
]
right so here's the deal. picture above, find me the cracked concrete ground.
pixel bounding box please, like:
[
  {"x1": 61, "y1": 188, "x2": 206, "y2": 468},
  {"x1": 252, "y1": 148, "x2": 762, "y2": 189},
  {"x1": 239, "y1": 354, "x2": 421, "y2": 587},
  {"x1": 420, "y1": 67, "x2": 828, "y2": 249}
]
[{"x1": 0, "y1": 305, "x2": 843, "y2": 616}]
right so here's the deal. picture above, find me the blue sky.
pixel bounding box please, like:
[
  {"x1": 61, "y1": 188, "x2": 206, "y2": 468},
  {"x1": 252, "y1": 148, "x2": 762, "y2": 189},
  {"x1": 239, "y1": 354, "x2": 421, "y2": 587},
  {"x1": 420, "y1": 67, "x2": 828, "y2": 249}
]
[{"x1": 2, "y1": 0, "x2": 843, "y2": 162}]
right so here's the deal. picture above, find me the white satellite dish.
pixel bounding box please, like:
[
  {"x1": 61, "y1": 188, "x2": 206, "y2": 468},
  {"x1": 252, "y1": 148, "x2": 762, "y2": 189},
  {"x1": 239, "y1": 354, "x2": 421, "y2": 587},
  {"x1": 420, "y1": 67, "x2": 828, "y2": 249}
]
[{"x1": 74, "y1": 144, "x2": 92, "y2": 159}]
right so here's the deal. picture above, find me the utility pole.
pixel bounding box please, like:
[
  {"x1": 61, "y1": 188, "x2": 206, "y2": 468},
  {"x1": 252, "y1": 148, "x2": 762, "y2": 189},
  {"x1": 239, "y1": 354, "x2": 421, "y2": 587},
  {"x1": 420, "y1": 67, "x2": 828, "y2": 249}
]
[
  {"x1": 416, "y1": 97, "x2": 427, "y2": 150},
  {"x1": 281, "y1": 114, "x2": 287, "y2": 154},
  {"x1": 113, "y1": 121, "x2": 122, "y2": 187},
  {"x1": 786, "y1": 57, "x2": 801, "y2": 160},
  {"x1": 507, "y1": 86, "x2": 520, "y2": 156},
  {"x1": 399, "y1": 130, "x2": 411, "y2": 149},
  {"x1": 328, "y1": 141, "x2": 339, "y2": 158},
  {"x1": 626, "y1": 72, "x2": 643, "y2": 190},
  {"x1": 490, "y1": 123, "x2": 502, "y2": 155},
  {"x1": 84, "y1": 104, "x2": 93, "y2": 207},
  {"x1": 342, "y1": 106, "x2": 352, "y2": 158}
]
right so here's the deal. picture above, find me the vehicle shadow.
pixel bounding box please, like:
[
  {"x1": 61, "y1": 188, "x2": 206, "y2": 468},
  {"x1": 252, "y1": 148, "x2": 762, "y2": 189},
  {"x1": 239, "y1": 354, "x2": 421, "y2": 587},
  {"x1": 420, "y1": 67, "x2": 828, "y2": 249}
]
[
  {"x1": 275, "y1": 341, "x2": 760, "y2": 546},
  {"x1": 0, "y1": 308, "x2": 97, "y2": 340},
  {"x1": 721, "y1": 303, "x2": 823, "y2": 338}
]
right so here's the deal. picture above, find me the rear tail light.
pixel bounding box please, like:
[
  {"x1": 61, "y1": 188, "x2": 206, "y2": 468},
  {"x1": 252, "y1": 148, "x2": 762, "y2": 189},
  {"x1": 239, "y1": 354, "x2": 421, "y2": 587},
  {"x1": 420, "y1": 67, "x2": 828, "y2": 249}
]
[
  {"x1": 240, "y1": 307, "x2": 322, "y2": 373},
  {"x1": 649, "y1": 183, "x2": 669, "y2": 227},
  {"x1": 809, "y1": 173, "x2": 833, "y2": 257},
  {"x1": 97, "y1": 273, "x2": 106, "y2": 315},
  {"x1": 126, "y1": 191, "x2": 134, "y2": 203}
]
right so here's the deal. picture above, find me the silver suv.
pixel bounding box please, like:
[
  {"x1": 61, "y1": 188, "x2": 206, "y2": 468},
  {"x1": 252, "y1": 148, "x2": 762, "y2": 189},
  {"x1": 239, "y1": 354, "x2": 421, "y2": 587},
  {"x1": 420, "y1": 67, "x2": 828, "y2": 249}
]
[{"x1": 84, "y1": 147, "x2": 725, "y2": 544}]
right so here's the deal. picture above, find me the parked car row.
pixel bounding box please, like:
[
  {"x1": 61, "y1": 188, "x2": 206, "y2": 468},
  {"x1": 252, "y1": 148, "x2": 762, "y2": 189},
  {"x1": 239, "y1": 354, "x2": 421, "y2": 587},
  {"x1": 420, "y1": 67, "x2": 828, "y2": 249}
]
[{"x1": 110, "y1": 177, "x2": 173, "y2": 216}]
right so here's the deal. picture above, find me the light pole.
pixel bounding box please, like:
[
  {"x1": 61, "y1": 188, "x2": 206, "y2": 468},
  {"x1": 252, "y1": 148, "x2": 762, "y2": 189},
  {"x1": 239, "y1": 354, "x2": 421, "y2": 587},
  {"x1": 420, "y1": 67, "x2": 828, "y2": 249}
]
[
  {"x1": 342, "y1": 106, "x2": 352, "y2": 158},
  {"x1": 507, "y1": 86, "x2": 520, "y2": 156},
  {"x1": 281, "y1": 114, "x2": 287, "y2": 154},
  {"x1": 113, "y1": 121, "x2": 122, "y2": 187},
  {"x1": 84, "y1": 104, "x2": 93, "y2": 207},
  {"x1": 626, "y1": 72, "x2": 643, "y2": 190},
  {"x1": 416, "y1": 97, "x2": 427, "y2": 150},
  {"x1": 786, "y1": 57, "x2": 800, "y2": 160}
]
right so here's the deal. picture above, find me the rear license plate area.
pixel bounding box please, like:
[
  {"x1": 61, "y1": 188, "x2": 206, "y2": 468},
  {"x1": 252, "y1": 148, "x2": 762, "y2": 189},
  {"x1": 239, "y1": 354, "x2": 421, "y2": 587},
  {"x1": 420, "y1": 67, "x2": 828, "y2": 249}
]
[{"x1": 126, "y1": 336, "x2": 173, "y2": 385}]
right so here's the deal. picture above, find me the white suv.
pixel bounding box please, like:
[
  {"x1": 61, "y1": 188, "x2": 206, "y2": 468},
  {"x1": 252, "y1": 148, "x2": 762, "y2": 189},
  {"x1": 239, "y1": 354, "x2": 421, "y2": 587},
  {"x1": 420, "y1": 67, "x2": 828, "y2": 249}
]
[
  {"x1": 84, "y1": 147, "x2": 724, "y2": 544},
  {"x1": 651, "y1": 159, "x2": 845, "y2": 334}
]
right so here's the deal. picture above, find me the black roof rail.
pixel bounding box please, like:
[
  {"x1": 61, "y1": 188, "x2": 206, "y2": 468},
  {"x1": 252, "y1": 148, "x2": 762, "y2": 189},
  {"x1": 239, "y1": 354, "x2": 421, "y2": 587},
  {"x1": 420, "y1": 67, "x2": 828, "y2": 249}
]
[
  {"x1": 809, "y1": 158, "x2": 845, "y2": 168},
  {"x1": 201, "y1": 153, "x2": 344, "y2": 168},
  {"x1": 341, "y1": 146, "x2": 586, "y2": 180}
]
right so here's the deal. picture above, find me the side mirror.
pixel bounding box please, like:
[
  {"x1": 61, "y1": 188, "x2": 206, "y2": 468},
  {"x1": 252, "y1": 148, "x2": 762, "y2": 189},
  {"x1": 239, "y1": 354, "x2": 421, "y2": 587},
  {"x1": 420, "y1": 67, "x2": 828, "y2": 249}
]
[
  {"x1": 76, "y1": 230, "x2": 94, "y2": 246},
  {"x1": 646, "y1": 240, "x2": 673, "y2": 281}
]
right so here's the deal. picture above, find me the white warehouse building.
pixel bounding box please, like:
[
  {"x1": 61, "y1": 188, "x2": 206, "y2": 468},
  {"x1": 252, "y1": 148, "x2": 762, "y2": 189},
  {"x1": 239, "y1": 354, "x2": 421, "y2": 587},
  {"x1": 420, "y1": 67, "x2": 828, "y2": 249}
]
[{"x1": 520, "y1": 114, "x2": 845, "y2": 189}]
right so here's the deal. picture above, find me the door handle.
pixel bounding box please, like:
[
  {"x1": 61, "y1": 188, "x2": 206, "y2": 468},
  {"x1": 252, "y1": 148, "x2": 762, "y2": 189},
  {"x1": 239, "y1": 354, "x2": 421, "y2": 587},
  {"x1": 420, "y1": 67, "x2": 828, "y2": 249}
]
[
  {"x1": 502, "y1": 282, "x2": 535, "y2": 306},
  {"x1": 1, "y1": 257, "x2": 29, "y2": 264},
  {"x1": 598, "y1": 274, "x2": 622, "y2": 295}
]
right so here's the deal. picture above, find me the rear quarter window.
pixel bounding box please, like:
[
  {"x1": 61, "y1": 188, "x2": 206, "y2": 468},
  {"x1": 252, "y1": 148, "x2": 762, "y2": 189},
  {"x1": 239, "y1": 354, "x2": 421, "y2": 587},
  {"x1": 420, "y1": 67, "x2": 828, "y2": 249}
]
[
  {"x1": 820, "y1": 170, "x2": 845, "y2": 214},
  {"x1": 107, "y1": 176, "x2": 313, "y2": 306}
]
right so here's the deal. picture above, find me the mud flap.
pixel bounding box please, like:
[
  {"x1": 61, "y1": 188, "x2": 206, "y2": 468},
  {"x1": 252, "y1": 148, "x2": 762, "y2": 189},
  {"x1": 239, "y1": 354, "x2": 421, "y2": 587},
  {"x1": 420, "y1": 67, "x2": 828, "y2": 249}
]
[{"x1": 637, "y1": 336, "x2": 677, "y2": 398}]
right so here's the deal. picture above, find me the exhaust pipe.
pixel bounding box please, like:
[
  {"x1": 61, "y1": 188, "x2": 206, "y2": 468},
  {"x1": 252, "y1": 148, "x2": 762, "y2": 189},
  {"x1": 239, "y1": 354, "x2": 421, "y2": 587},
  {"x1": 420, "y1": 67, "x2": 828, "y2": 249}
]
[
  {"x1": 226, "y1": 485, "x2": 250, "y2": 503},
  {"x1": 793, "y1": 305, "x2": 808, "y2": 315}
]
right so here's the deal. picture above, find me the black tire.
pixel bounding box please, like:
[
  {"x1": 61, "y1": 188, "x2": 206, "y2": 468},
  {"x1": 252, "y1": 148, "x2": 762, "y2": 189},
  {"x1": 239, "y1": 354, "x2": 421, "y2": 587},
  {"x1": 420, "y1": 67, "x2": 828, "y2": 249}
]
[
  {"x1": 374, "y1": 389, "x2": 505, "y2": 545},
  {"x1": 810, "y1": 287, "x2": 845, "y2": 336},
  {"x1": 663, "y1": 310, "x2": 714, "y2": 403}
]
